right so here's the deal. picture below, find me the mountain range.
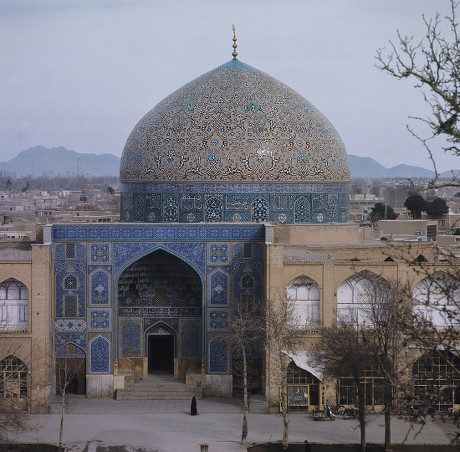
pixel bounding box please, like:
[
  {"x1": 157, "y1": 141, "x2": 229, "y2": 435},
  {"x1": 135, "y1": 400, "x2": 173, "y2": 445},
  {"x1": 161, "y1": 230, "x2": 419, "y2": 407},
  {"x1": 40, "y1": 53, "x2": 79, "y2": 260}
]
[{"x1": 0, "y1": 146, "x2": 457, "y2": 179}]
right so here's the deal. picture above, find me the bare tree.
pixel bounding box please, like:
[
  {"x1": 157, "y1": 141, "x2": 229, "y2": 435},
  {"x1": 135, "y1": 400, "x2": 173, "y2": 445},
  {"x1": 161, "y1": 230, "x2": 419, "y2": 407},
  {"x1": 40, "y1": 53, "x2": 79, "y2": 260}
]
[
  {"x1": 223, "y1": 296, "x2": 264, "y2": 445},
  {"x1": 55, "y1": 356, "x2": 85, "y2": 452},
  {"x1": 265, "y1": 297, "x2": 304, "y2": 450},
  {"x1": 315, "y1": 318, "x2": 375, "y2": 452},
  {"x1": 361, "y1": 280, "x2": 411, "y2": 452},
  {"x1": 0, "y1": 341, "x2": 40, "y2": 448},
  {"x1": 376, "y1": 0, "x2": 460, "y2": 187}
]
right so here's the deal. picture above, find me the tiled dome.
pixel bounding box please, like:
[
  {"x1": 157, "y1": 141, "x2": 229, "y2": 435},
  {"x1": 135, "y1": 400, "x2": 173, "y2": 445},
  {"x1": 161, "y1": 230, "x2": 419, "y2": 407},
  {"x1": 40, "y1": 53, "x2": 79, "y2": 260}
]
[
  {"x1": 120, "y1": 59, "x2": 350, "y2": 184},
  {"x1": 120, "y1": 59, "x2": 350, "y2": 224}
]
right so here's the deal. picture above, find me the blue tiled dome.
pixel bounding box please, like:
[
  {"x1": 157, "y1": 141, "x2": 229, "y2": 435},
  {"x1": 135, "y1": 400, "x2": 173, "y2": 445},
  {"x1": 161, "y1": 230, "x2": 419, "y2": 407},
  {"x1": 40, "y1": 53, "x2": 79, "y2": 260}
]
[{"x1": 120, "y1": 59, "x2": 350, "y2": 224}]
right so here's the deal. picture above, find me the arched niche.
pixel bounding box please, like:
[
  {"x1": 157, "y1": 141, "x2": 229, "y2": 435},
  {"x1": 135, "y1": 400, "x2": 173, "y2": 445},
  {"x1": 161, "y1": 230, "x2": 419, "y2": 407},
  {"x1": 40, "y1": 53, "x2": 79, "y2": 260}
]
[{"x1": 286, "y1": 275, "x2": 320, "y2": 327}]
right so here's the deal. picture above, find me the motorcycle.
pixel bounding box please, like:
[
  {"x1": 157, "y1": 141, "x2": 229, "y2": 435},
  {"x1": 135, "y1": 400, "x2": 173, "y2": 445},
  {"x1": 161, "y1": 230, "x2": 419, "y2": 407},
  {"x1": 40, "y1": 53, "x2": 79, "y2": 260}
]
[
  {"x1": 342, "y1": 406, "x2": 359, "y2": 419},
  {"x1": 311, "y1": 403, "x2": 336, "y2": 421}
]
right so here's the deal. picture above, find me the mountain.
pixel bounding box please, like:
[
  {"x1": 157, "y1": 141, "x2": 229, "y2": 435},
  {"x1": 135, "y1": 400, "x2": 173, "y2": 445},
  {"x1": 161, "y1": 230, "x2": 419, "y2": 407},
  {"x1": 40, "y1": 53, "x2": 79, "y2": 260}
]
[
  {"x1": 348, "y1": 155, "x2": 437, "y2": 178},
  {"x1": 0, "y1": 146, "x2": 457, "y2": 180},
  {"x1": 0, "y1": 146, "x2": 120, "y2": 177}
]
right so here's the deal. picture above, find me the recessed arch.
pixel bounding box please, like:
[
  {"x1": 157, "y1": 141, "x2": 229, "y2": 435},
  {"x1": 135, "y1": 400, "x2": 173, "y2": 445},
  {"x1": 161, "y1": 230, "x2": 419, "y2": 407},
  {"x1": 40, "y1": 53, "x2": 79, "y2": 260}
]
[
  {"x1": 337, "y1": 270, "x2": 390, "y2": 324},
  {"x1": 0, "y1": 278, "x2": 29, "y2": 330},
  {"x1": 286, "y1": 275, "x2": 320, "y2": 326},
  {"x1": 115, "y1": 247, "x2": 204, "y2": 376}
]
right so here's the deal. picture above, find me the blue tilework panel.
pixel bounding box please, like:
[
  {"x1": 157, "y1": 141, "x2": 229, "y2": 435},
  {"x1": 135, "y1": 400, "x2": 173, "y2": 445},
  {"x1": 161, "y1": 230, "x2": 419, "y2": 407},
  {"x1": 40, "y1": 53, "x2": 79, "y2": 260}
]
[
  {"x1": 54, "y1": 319, "x2": 86, "y2": 332},
  {"x1": 208, "y1": 309, "x2": 229, "y2": 330},
  {"x1": 208, "y1": 269, "x2": 230, "y2": 305},
  {"x1": 52, "y1": 224, "x2": 266, "y2": 242},
  {"x1": 180, "y1": 319, "x2": 201, "y2": 357},
  {"x1": 88, "y1": 309, "x2": 112, "y2": 331},
  {"x1": 144, "y1": 318, "x2": 179, "y2": 332},
  {"x1": 55, "y1": 264, "x2": 86, "y2": 318},
  {"x1": 233, "y1": 263, "x2": 263, "y2": 303},
  {"x1": 121, "y1": 320, "x2": 142, "y2": 357},
  {"x1": 113, "y1": 242, "x2": 206, "y2": 277},
  {"x1": 89, "y1": 243, "x2": 112, "y2": 264},
  {"x1": 119, "y1": 189, "x2": 350, "y2": 224},
  {"x1": 55, "y1": 332, "x2": 86, "y2": 352},
  {"x1": 208, "y1": 338, "x2": 229, "y2": 373},
  {"x1": 89, "y1": 268, "x2": 111, "y2": 306},
  {"x1": 76, "y1": 244, "x2": 86, "y2": 260},
  {"x1": 55, "y1": 244, "x2": 65, "y2": 260},
  {"x1": 208, "y1": 243, "x2": 229, "y2": 265},
  {"x1": 90, "y1": 336, "x2": 110, "y2": 373}
]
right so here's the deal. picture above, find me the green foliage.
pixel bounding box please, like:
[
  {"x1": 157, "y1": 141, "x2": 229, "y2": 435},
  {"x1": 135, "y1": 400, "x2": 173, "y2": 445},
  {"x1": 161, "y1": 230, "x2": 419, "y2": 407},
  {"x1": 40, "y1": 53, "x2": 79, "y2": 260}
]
[
  {"x1": 404, "y1": 195, "x2": 427, "y2": 219},
  {"x1": 425, "y1": 197, "x2": 449, "y2": 217},
  {"x1": 370, "y1": 203, "x2": 398, "y2": 222}
]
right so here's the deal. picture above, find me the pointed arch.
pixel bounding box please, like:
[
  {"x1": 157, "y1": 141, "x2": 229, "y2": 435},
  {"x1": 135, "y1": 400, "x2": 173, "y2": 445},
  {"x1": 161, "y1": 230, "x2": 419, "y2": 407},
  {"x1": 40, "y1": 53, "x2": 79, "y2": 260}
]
[
  {"x1": 89, "y1": 335, "x2": 110, "y2": 373},
  {"x1": 287, "y1": 275, "x2": 320, "y2": 326},
  {"x1": 0, "y1": 278, "x2": 29, "y2": 330},
  {"x1": 0, "y1": 355, "x2": 28, "y2": 399},
  {"x1": 337, "y1": 270, "x2": 390, "y2": 324}
]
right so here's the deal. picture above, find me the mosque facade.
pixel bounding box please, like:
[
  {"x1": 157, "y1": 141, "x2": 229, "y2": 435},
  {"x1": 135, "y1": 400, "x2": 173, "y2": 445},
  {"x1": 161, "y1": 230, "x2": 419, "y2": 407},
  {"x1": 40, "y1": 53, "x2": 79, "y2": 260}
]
[{"x1": 1, "y1": 42, "x2": 459, "y2": 414}]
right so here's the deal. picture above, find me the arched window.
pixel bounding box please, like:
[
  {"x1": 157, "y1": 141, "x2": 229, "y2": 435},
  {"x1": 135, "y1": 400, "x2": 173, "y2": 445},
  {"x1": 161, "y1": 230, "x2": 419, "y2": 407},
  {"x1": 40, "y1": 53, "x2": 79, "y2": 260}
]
[
  {"x1": 64, "y1": 275, "x2": 77, "y2": 290},
  {"x1": 413, "y1": 271, "x2": 460, "y2": 327},
  {"x1": 0, "y1": 278, "x2": 28, "y2": 331},
  {"x1": 337, "y1": 271, "x2": 390, "y2": 325},
  {"x1": 0, "y1": 355, "x2": 28, "y2": 398},
  {"x1": 287, "y1": 276, "x2": 320, "y2": 326}
]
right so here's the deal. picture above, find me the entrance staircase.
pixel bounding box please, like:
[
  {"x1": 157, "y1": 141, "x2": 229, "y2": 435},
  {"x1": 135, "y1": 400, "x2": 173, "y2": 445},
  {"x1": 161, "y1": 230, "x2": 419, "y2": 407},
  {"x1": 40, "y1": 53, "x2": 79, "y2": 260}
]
[{"x1": 116, "y1": 374, "x2": 202, "y2": 401}]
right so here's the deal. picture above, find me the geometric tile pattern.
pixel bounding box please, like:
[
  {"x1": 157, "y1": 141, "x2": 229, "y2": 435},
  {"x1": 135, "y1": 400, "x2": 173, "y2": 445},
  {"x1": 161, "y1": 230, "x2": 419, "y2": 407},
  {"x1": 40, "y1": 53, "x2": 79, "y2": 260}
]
[
  {"x1": 54, "y1": 318, "x2": 87, "y2": 332},
  {"x1": 55, "y1": 264, "x2": 86, "y2": 318},
  {"x1": 90, "y1": 335, "x2": 110, "y2": 373},
  {"x1": 88, "y1": 309, "x2": 111, "y2": 331},
  {"x1": 208, "y1": 243, "x2": 229, "y2": 265},
  {"x1": 208, "y1": 269, "x2": 230, "y2": 305},
  {"x1": 121, "y1": 320, "x2": 141, "y2": 357},
  {"x1": 208, "y1": 309, "x2": 229, "y2": 330},
  {"x1": 89, "y1": 269, "x2": 111, "y2": 305},
  {"x1": 89, "y1": 243, "x2": 112, "y2": 264},
  {"x1": 208, "y1": 338, "x2": 229, "y2": 373},
  {"x1": 54, "y1": 332, "x2": 86, "y2": 352},
  {"x1": 180, "y1": 319, "x2": 201, "y2": 357}
]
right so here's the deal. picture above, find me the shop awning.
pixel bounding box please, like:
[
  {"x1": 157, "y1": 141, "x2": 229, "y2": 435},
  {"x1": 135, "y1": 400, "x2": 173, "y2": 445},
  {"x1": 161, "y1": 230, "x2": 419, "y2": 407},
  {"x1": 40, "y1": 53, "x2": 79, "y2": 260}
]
[{"x1": 283, "y1": 350, "x2": 324, "y2": 382}]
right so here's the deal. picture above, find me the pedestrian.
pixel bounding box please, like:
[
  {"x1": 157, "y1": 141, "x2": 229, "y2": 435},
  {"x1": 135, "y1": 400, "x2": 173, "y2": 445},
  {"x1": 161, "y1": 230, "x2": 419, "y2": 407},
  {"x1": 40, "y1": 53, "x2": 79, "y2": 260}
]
[
  {"x1": 304, "y1": 439, "x2": 311, "y2": 452},
  {"x1": 191, "y1": 395, "x2": 198, "y2": 415}
]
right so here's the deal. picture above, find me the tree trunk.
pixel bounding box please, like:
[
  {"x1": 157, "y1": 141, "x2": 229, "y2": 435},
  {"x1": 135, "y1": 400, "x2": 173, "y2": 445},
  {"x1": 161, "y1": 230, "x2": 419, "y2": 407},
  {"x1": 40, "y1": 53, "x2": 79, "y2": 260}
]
[
  {"x1": 282, "y1": 411, "x2": 289, "y2": 450},
  {"x1": 59, "y1": 392, "x2": 65, "y2": 452},
  {"x1": 356, "y1": 378, "x2": 366, "y2": 452},
  {"x1": 242, "y1": 347, "x2": 249, "y2": 445},
  {"x1": 384, "y1": 379, "x2": 392, "y2": 452}
]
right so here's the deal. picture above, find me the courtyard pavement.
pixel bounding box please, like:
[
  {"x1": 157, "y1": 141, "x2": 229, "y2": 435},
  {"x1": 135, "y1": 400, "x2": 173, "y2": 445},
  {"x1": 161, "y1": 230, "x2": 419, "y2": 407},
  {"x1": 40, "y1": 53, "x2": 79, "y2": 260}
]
[{"x1": 9, "y1": 396, "x2": 458, "y2": 452}]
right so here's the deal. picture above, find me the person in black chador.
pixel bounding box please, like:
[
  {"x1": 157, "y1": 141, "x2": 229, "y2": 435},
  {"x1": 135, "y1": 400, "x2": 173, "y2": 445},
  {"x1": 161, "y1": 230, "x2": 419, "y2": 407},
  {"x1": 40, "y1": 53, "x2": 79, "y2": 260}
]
[{"x1": 191, "y1": 396, "x2": 198, "y2": 415}]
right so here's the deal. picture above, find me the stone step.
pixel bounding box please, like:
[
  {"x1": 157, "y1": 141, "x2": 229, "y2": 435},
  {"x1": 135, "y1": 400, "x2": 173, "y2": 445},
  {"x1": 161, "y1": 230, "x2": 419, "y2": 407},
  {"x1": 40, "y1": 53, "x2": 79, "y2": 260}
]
[{"x1": 116, "y1": 375, "x2": 202, "y2": 401}]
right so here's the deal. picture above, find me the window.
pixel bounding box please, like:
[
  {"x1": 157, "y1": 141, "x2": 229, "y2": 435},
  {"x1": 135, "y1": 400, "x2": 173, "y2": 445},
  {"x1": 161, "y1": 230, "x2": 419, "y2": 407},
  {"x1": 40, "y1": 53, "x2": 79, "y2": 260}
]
[
  {"x1": 0, "y1": 278, "x2": 28, "y2": 330},
  {"x1": 64, "y1": 295, "x2": 78, "y2": 317},
  {"x1": 66, "y1": 243, "x2": 76, "y2": 259},
  {"x1": 287, "y1": 276, "x2": 320, "y2": 327},
  {"x1": 0, "y1": 356, "x2": 28, "y2": 399},
  {"x1": 64, "y1": 275, "x2": 77, "y2": 290},
  {"x1": 243, "y1": 243, "x2": 252, "y2": 258}
]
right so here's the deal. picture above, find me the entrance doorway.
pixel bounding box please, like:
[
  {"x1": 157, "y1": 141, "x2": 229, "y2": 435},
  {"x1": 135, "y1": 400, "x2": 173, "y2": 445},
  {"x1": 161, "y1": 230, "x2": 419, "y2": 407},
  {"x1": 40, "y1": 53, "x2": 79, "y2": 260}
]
[{"x1": 148, "y1": 334, "x2": 174, "y2": 374}]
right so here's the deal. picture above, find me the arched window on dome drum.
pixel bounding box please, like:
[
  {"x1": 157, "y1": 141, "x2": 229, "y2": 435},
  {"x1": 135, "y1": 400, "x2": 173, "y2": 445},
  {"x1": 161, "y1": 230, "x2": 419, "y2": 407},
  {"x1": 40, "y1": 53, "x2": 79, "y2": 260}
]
[
  {"x1": 205, "y1": 197, "x2": 223, "y2": 222},
  {"x1": 0, "y1": 278, "x2": 28, "y2": 331},
  {"x1": 294, "y1": 196, "x2": 310, "y2": 223},
  {"x1": 337, "y1": 271, "x2": 390, "y2": 325},
  {"x1": 163, "y1": 196, "x2": 179, "y2": 222},
  {"x1": 286, "y1": 276, "x2": 320, "y2": 327},
  {"x1": 412, "y1": 271, "x2": 460, "y2": 327},
  {"x1": 251, "y1": 197, "x2": 268, "y2": 222}
]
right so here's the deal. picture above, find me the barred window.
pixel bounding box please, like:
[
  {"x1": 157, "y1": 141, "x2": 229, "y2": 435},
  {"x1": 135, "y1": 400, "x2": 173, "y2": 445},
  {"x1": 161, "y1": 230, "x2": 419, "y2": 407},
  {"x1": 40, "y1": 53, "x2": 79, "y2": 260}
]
[
  {"x1": 64, "y1": 275, "x2": 77, "y2": 290},
  {"x1": 66, "y1": 244, "x2": 76, "y2": 259},
  {"x1": 0, "y1": 356, "x2": 28, "y2": 398},
  {"x1": 64, "y1": 295, "x2": 78, "y2": 317}
]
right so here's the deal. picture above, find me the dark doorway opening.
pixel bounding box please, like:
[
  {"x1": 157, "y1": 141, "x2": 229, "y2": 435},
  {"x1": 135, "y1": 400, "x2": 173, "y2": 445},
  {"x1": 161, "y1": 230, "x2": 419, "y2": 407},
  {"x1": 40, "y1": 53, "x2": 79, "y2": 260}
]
[
  {"x1": 56, "y1": 357, "x2": 86, "y2": 395},
  {"x1": 148, "y1": 335, "x2": 174, "y2": 374}
]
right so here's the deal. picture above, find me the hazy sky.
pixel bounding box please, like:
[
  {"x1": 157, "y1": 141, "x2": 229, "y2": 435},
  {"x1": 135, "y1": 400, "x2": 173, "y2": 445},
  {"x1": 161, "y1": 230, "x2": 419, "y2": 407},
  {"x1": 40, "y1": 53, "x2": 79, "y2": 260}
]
[{"x1": 1, "y1": 0, "x2": 459, "y2": 172}]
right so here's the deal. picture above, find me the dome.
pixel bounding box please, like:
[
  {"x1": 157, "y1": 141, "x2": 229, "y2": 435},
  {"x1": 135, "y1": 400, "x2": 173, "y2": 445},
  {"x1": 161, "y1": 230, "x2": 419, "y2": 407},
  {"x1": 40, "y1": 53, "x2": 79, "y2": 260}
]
[
  {"x1": 120, "y1": 59, "x2": 350, "y2": 224},
  {"x1": 121, "y1": 59, "x2": 349, "y2": 184}
]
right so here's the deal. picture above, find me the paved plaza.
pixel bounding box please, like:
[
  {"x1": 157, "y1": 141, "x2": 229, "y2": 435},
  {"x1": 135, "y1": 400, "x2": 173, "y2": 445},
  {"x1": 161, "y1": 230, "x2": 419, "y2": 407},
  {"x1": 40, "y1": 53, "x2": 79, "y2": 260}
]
[{"x1": 9, "y1": 397, "x2": 458, "y2": 452}]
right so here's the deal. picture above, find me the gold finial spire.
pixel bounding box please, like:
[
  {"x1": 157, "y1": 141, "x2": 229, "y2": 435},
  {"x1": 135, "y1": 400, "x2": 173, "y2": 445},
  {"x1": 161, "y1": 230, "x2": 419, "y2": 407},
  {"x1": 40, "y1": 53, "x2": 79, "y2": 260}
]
[{"x1": 232, "y1": 24, "x2": 238, "y2": 59}]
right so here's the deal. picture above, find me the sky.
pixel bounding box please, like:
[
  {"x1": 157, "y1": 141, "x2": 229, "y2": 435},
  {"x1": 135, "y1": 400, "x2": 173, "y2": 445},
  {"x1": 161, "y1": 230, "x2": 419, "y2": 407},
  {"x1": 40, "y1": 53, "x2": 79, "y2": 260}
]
[{"x1": 1, "y1": 0, "x2": 459, "y2": 173}]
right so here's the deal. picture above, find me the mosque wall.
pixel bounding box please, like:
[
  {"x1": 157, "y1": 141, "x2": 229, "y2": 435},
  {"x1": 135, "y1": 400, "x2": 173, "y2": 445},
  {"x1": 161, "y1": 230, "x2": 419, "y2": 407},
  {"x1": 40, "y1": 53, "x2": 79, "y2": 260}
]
[{"x1": 49, "y1": 223, "x2": 266, "y2": 397}]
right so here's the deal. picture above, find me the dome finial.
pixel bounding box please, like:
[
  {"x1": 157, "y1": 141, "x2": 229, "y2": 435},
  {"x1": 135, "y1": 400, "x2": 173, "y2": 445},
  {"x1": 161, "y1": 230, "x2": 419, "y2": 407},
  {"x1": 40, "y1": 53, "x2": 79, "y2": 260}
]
[{"x1": 232, "y1": 25, "x2": 238, "y2": 59}]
